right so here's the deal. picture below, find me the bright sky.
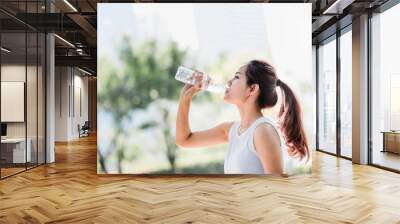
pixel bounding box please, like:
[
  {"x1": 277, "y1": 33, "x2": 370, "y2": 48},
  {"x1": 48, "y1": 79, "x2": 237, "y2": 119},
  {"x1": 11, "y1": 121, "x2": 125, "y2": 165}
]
[{"x1": 98, "y1": 3, "x2": 311, "y2": 79}]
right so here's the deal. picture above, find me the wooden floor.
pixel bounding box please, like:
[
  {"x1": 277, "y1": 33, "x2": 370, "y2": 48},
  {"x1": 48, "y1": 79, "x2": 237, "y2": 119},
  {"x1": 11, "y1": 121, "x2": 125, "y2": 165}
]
[
  {"x1": 0, "y1": 167, "x2": 26, "y2": 178},
  {"x1": 1, "y1": 135, "x2": 400, "y2": 223},
  {"x1": 372, "y1": 150, "x2": 400, "y2": 171},
  {"x1": 1, "y1": 163, "x2": 44, "y2": 178}
]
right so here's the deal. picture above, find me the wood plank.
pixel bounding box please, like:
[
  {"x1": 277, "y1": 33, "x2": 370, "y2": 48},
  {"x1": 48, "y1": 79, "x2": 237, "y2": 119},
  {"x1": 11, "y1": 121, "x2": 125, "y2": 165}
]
[{"x1": 0, "y1": 134, "x2": 399, "y2": 223}]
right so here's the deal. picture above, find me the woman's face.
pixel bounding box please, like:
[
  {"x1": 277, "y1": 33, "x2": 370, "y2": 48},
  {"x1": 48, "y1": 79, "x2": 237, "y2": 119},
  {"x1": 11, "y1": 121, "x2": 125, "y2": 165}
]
[{"x1": 223, "y1": 65, "x2": 252, "y2": 105}]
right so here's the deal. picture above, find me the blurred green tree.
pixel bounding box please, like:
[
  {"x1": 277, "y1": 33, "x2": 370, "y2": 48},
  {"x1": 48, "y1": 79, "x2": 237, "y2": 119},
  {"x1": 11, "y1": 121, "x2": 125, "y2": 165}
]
[{"x1": 98, "y1": 36, "x2": 188, "y2": 173}]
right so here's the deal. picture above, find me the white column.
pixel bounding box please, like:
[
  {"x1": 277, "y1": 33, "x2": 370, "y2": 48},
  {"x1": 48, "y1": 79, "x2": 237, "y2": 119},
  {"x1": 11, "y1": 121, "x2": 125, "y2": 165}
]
[
  {"x1": 46, "y1": 33, "x2": 55, "y2": 163},
  {"x1": 352, "y1": 14, "x2": 369, "y2": 164},
  {"x1": 45, "y1": 1, "x2": 55, "y2": 163}
]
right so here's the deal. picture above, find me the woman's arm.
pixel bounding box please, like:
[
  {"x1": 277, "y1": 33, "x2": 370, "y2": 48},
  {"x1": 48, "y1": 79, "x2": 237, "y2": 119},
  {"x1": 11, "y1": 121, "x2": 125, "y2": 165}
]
[
  {"x1": 253, "y1": 124, "x2": 283, "y2": 175},
  {"x1": 175, "y1": 72, "x2": 233, "y2": 148}
]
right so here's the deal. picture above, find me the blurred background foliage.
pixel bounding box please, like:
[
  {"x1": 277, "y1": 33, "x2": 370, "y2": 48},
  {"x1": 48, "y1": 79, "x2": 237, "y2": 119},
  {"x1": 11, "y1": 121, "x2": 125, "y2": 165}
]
[
  {"x1": 97, "y1": 36, "x2": 225, "y2": 173},
  {"x1": 99, "y1": 36, "x2": 186, "y2": 119}
]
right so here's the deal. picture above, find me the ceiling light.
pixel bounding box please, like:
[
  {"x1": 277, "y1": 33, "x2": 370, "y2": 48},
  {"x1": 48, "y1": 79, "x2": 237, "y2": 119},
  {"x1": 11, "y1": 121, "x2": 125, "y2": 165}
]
[
  {"x1": 63, "y1": 0, "x2": 78, "y2": 12},
  {"x1": 322, "y1": 0, "x2": 354, "y2": 15},
  {"x1": 54, "y1": 34, "x2": 75, "y2": 48},
  {"x1": 78, "y1": 67, "x2": 92, "y2": 76},
  {"x1": 1, "y1": 47, "x2": 11, "y2": 53}
]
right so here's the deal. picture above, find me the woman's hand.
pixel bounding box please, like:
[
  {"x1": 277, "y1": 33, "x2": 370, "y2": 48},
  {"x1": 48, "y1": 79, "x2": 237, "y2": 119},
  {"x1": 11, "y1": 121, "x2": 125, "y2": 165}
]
[
  {"x1": 176, "y1": 69, "x2": 232, "y2": 149},
  {"x1": 179, "y1": 71, "x2": 205, "y2": 101}
]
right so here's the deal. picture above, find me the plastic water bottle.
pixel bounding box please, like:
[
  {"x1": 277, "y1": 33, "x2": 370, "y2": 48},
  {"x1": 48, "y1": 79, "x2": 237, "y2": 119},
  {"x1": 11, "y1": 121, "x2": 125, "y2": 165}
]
[{"x1": 175, "y1": 66, "x2": 227, "y2": 93}]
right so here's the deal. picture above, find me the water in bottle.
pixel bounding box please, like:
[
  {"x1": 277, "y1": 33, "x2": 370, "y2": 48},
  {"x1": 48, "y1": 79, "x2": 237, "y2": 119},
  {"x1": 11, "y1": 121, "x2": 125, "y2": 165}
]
[{"x1": 175, "y1": 66, "x2": 227, "y2": 93}]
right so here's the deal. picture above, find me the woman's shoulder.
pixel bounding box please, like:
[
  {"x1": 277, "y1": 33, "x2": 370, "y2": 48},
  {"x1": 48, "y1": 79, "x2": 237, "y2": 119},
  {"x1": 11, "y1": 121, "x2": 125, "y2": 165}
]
[
  {"x1": 253, "y1": 121, "x2": 280, "y2": 141},
  {"x1": 252, "y1": 117, "x2": 283, "y2": 146}
]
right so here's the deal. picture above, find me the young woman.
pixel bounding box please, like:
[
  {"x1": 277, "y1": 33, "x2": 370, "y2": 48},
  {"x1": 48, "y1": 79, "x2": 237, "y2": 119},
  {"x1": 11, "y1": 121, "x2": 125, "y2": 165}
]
[{"x1": 175, "y1": 60, "x2": 309, "y2": 175}]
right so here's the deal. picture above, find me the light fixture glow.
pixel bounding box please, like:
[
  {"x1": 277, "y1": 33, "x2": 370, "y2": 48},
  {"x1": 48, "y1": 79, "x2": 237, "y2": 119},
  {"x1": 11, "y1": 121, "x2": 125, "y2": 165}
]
[
  {"x1": 63, "y1": 0, "x2": 78, "y2": 12},
  {"x1": 322, "y1": 0, "x2": 354, "y2": 15},
  {"x1": 1, "y1": 47, "x2": 11, "y2": 53},
  {"x1": 54, "y1": 34, "x2": 75, "y2": 48},
  {"x1": 78, "y1": 67, "x2": 93, "y2": 76},
  {"x1": 323, "y1": 0, "x2": 341, "y2": 14}
]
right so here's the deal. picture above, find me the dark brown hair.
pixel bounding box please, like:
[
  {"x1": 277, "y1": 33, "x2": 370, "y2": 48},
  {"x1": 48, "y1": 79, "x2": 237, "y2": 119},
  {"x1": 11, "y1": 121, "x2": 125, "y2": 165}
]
[{"x1": 244, "y1": 60, "x2": 309, "y2": 162}]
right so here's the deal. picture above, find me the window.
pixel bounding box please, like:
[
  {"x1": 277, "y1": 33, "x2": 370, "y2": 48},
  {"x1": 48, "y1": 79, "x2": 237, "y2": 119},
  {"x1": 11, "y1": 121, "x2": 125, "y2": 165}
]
[
  {"x1": 340, "y1": 28, "x2": 352, "y2": 158},
  {"x1": 318, "y1": 36, "x2": 337, "y2": 154},
  {"x1": 370, "y1": 2, "x2": 400, "y2": 171}
]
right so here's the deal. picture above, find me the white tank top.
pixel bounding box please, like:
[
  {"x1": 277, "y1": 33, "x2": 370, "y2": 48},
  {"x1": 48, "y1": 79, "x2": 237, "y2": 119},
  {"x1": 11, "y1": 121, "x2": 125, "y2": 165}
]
[{"x1": 224, "y1": 116, "x2": 289, "y2": 174}]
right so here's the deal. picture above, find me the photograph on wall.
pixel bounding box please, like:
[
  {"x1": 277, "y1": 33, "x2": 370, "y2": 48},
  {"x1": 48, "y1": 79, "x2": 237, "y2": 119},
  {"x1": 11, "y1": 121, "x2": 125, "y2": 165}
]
[{"x1": 97, "y1": 3, "x2": 313, "y2": 175}]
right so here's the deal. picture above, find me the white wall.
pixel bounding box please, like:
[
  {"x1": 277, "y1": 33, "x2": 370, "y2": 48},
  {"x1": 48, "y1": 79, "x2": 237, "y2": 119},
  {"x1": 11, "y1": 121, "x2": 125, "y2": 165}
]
[
  {"x1": 55, "y1": 67, "x2": 89, "y2": 141},
  {"x1": 1, "y1": 66, "x2": 26, "y2": 138},
  {"x1": 1, "y1": 65, "x2": 36, "y2": 138},
  {"x1": 1, "y1": 63, "x2": 46, "y2": 164},
  {"x1": 55, "y1": 66, "x2": 69, "y2": 141}
]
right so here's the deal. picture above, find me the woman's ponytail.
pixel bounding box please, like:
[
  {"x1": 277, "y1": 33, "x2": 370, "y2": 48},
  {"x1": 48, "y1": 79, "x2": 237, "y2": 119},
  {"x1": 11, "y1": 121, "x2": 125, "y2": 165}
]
[{"x1": 276, "y1": 80, "x2": 309, "y2": 162}]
